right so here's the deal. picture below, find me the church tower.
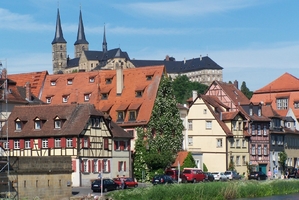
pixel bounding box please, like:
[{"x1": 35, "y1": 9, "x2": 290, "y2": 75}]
[
  {"x1": 102, "y1": 25, "x2": 107, "y2": 53},
  {"x1": 52, "y1": 8, "x2": 67, "y2": 74},
  {"x1": 74, "y1": 10, "x2": 89, "y2": 58}
]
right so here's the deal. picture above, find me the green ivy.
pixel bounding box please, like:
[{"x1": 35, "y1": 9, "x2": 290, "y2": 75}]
[
  {"x1": 181, "y1": 152, "x2": 196, "y2": 171},
  {"x1": 133, "y1": 76, "x2": 184, "y2": 181}
]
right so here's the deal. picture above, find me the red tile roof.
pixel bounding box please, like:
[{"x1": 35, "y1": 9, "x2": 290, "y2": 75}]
[
  {"x1": 172, "y1": 151, "x2": 189, "y2": 167},
  {"x1": 8, "y1": 71, "x2": 48, "y2": 98}
]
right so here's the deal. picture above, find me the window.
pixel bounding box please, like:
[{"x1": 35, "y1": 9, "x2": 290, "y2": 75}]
[
  {"x1": 276, "y1": 98, "x2": 288, "y2": 110},
  {"x1": 115, "y1": 141, "x2": 120, "y2": 150},
  {"x1": 67, "y1": 79, "x2": 73, "y2": 85},
  {"x1": 117, "y1": 111, "x2": 124, "y2": 121},
  {"x1": 103, "y1": 159, "x2": 109, "y2": 172},
  {"x1": 257, "y1": 145, "x2": 262, "y2": 155},
  {"x1": 55, "y1": 138, "x2": 61, "y2": 148},
  {"x1": 258, "y1": 108, "x2": 261, "y2": 116},
  {"x1": 146, "y1": 75, "x2": 153, "y2": 80},
  {"x1": 62, "y1": 96, "x2": 68, "y2": 103},
  {"x1": 263, "y1": 145, "x2": 268, "y2": 155},
  {"x1": 83, "y1": 137, "x2": 88, "y2": 148},
  {"x1": 101, "y1": 93, "x2": 108, "y2": 100},
  {"x1": 4, "y1": 142, "x2": 8, "y2": 149},
  {"x1": 249, "y1": 108, "x2": 253, "y2": 116},
  {"x1": 238, "y1": 122, "x2": 242, "y2": 131},
  {"x1": 233, "y1": 122, "x2": 237, "y2": 130},
  {"x1": 91, "y1": 118, "x2": 100, "y2": 128},
  {"x1": 188, "y1": 120, "x2": 193, "y2": 130},
  {"x1": 188, "y1": 136, "x2": 193, "y2": 146},
  {"x1": 104, "y1": 138, "x2": 109, "y2": 150},
  {"x1": 272, "y1": 137, "x2": 276, "y2": 145},
  {"x1": 251, "y1": 125, "x2": 255, "y2": 135},
  {"x1": 105, "y1": 78, "x2": 112, "y2": 84},
  {"x1": 236, "y1": 156, "x2": 240, "y2": 165},
  {"x1": 135, "y1": 91, "x2": 143, "y2": 97},
  {"x1": 129, "y1": 111, "x2": 136, "y2": 121},
  {"x1": 83, "y1": 160, "x2": 88, "y2": 173},
  {"x1": 89, "y1": 77, "x2": 95, "y2": 83},
  {"x1": 118, "y1": 161, "x2": 125, "y2": 172},
  {"x1": 25, "y1": 140, "x2": 30, "y2": 149},
  {"x1": 251, "y1": 145, "x2": 256, "y2": 155},
  {"x1": 206, "y1": 121, "x2": 212, "y2": 129},
  {"x1": 124, "y1": 141, "x2": 129, "y2": 150},
  {"x1": 242, "y1": 139, "x2": 246, "y2": 148},
  {"x1": 84, "y1": 94, "x2": 91, "y2": 101},
  {"x1": 55, "y1": 120, "x2": 61, "y2": 129},
  {"x1": 35, "y1": 119, "x2": 41, "y2": 130},
  {"x1": 294, "y1": 102, "x2": 299, "y2": 109},
  {"x1": 46, "y1": 97, "x2": 52, "y2": 104},
  {"x1": 263, "y1": 125, "x2": 267, "y2": 136},
  {"x1": 230, "y1": 139, "x2": 235, "y2": 148},
  {"x1": 242, "y1": 156, "x2": 246, "y2": 165},
  {"x1": 257, "y1": 125, "x2": 261, "y2": 135},
  {"x1": 50, "y1": 81, "x2": 56, "y2": 86},
  {"x1": 66, "y1": 138, "x2": 73, "y2": 148},
  {"x1": 236, "y1": 139, "x2": 240, "y2": 148},
  {"x1": 42, "y1": 139, "x2": 48, "y2": 148},
  {"x1": 216, "y1": 139, "x2": 222, "y2": 147},
  {"x1": 15, "y1": 121, "x2": 21, "y2": 131},
  {"x1": 14, "y1": 140, "x2": 20, "y2": 149}
]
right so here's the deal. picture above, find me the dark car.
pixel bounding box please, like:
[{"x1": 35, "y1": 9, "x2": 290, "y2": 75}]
[
  {"x1": 287, "y1": 167, "x2": 299, "y2": 178},
  {"x1": 165, "y1": 169, "x2": 187, "y2": 183},
  {"x1": 91, "y1": 178, "x2": 119, "y2": 192},
  {"x1": 113, "y1": 177, "x2": 138, "y2": 189},
  {"x1": 248, "y1": 171, "x2": 268, "y2": 180},
  {"x1": 152, "y1": 175, "x2": 176, "y2": 185},
  {"x1": 224, "y1": 171, "x2": 242, "y2": 180},
  {"x1": 203, "y1": 172, "x2": 215, "y2": 182}
]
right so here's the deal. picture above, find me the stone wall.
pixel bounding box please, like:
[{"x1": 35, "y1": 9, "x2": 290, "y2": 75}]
[{"x1": 0, "y1": 156, "x2": 72, "y2": 200}]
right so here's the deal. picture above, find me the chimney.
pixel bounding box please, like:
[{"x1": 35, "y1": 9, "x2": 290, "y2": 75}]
[
  {"x1": 165, "y1": 55, "x2": 170, "y2": 61},
  {"x1": 234, "y1": 80, "x2": 238, "y2": 89},
  {"x1": 116, "y1": 61, "x2": 123, "y2": 95},
  {"x1": 200, "y1": 55, "x2": 202, "y2": 61},
  {"x1": 1, "y1": 68, "x2": 7, "y2": 79},
  {"x1": 25, "y1": 82, "x2": 31, "y2": 101},
  {"x1": 184, "y1": 58, "x2": 186, "y2": 64},
  {"x1": 192, "y1": 90, "x2": 198, "y2": 101}
]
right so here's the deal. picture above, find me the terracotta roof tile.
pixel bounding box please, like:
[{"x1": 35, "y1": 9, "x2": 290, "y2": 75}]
[{"x1": 172, "y1": 151, "x2": 189, "y2": 167}]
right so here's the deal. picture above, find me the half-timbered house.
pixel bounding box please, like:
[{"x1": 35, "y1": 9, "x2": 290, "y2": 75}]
[{"x1": 1, "y1": 103, "x2": 132, "y2": 187}]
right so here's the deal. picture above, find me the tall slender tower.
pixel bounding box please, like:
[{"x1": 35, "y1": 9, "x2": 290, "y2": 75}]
[
  {"x1": 102, "y1": 25, "x2": 107, "y2": 53},
  {"x1": 74, "y1": 9, "x2": 89, "y2": 58},
  {"x1": 52, "y1": 8, "x2": 67, "y2": 74}
]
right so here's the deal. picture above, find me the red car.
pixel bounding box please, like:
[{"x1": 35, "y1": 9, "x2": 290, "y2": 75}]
[
  {"x1": 182, "y1": 168, "x2": 205, "y2": 183},
  {"x1": 113, "y1": 177, "x2": 138, "y2": 189}
]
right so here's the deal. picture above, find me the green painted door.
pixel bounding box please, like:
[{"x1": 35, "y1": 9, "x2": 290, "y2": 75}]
[{"x1": 259, "y1": 164, "x2": 267, "y2": 174}]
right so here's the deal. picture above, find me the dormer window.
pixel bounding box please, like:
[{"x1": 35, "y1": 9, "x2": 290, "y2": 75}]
[
  {"x1": 50, "y1": 81, "x2": 56, "y2": 86},
  {"x1": 101, "y1": 93, "x2": 108, "y2": 100},
  {"x1": 15, "y1": 119, "x2": 22, "y2": 131},
  {"x1": 91, "y1": 118, "x2": 100, "y2": 128},
  {"x1": 294, "y1": 101, "x2": 299, "y2": 109},
  {"x1": 117, "y1": 111, "x2": 125, "y2": 122},
  {"x1": 146, "y1": 75, "x2": 153, "y2": 80},
  {"x1": 276, "y1": 98, "x2": 288, "y2": 110},
  {"x1": 258, "y1": 107, "x2": 261, "y2": 116},
  {"x1": 54, "y1": 118, "x2": 62, "y2": 129},
  {"x1": 84, "y1": 93, "x2": 91, "y2": 102},
  {"x1": 249, "y1": 108, "x2": 253, "y2": 116},
  {"x1": 34, "y1": 118, "x2": 41, "y2": 130},
  {"x1": 129, "y1": 111, "x2": 137, "y2": 121},
  {"x1": 89, "y1": 77, "x2": 95, "y2": 83},
  {"x1": 135, "y1": 90, "x2": 143, "y2": 97},
  {"x1": 67, "y1": 79, "x2": 73, "y2": 85},
  {"x1": 62, "y1": 95, "x2": 69, "y2": 103},
  {"x1": 106, "y1": 78, "x2": 112, "y2": 84},
  {"x1": 46, "y1": 97, "x2": 52, "y2": 104}
]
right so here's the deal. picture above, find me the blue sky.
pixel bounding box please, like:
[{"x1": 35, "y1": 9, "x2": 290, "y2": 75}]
[{"x1": 0, "y1": 0, "x2": 299, "y2": 91}]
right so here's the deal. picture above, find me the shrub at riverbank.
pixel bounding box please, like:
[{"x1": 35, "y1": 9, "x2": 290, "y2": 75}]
[{"x1": 106, "y1": 179, "x2": 299, "y2": 200}]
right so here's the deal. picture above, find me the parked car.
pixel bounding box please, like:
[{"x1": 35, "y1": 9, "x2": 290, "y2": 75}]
[
  {"x1": 113, "y1": 177, "x2": 138, "y2": 189},
  {"x1": 248, "y1": 171, "x2": 267, "y2": 180},
  {"x1": 287, "y1": 167, "x2": 299, "y2": 178},
  {"x1": 91, "y1": 178, "x2": 119, "y2": 193},
  {"x1": 152, "y1": 175, "x2": 176, "y2": 185},
  {"x1": 211, "y1": 172, "x2": 228, "y2": 181},
  {"x1": 224, "y1": 171, "x2": 242, "y2": 180},
  {"x1": 203, "y1": 172, "x2": 215, "y2": 182},
  {"x1": 182, "y1": 168, "x2": 205, "y2": 183},
  {"x1": 165, "y1": 169, "x2": 187, "y2": 183}
]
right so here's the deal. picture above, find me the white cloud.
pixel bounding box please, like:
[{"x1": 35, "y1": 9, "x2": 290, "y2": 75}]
[{"x1": 116, "y1": 0, "x2": 263, "y2": 18}]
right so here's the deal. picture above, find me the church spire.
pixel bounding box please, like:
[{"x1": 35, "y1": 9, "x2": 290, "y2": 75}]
[
  {"x1": 102, "y1": 24, "x2": 107, "y2": 53},
  {"x1": 74, "y1": 9, "x2": 89, "y2": 58},
  {"x1": 52, "y1": 8, "x2": 66, "y2": 44}
]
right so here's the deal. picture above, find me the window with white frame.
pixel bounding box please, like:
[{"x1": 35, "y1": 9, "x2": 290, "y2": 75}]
[
  {"x1": 233, "y1": 122, "x2": 237, "y2": 130},
  {"x1": 83, "y1": 160, "x2": 88, "y2": 172},
  {"x1": 55, "y1": 120, "x2": 62, "y2": 129},
  {"x1": 251, "y1": 145, "x2": 256, "y2": 155},
  {"x1": 89, "y1": 77, "x2": 95, "y2": 83},
  {"x1": 206, "y1": 121, "x2": 212, "y2": 129},
  {"x1": 238, "y1": 121, "x2": 242, "y2": 131},
  {"x1": 62, "y1": 95, "x2": 68, "y2": 103},
  {"x1": 217, "y1": 138, "x2": 222, "y2": 148},
  {"x1": 258, "y1": 108, "x2": 261, "y2": 116},
  {"x1": 14, "y1": 140, "x2": 20, "y2": 149},
  {"x1": 118, "y1": 161, "x2": 124, "y2": 172},
  {"x1": 188, "y1": 136, "x2": 193, "y2": 146},
  {"x1": 94, "y1": 159, "x2": 98, "y2": 173},
  {"x1": 115, "y1": 141, "x2": 120, "y2": 150},
  {"x1": 251, "y1": 125, "x2": 255, "y2": 135},
  {"x1": 188, "y1": 120, "x2": 193, "y2": 130},
  {"x1": 236, "y1": 156, "x2": 240, "y2": 165},
  {"x1": 236, "y1": 139, "x2": 240, "y2": 148},
  {"x1": 242, "y1": 139, "x2": 246, "y2": 148},
  {"x1": 35, "y1": 119, "x2": 41, "y2": 130},
  {"x1": 124, "y1": 141, "x2": 128, "y2": 150},
  {"x1": 230, "y1": 139, "x2": 235, "y2": 148},
  {"x1": 276, "y1": 98, "x2": 288, "y2": 110},
  {"x1": 67, "y1": 79, "x2": 73, "y2": 85},
  {"x1": 25, "y1": 139, "x2": 30, "y2": 149},
  {"x1": 4, "y1": 142, "x2": 9, "y2": 149},
  {"x1": 50, "y1": 81, "x2": 56, "y2": 86},
  {"x1": 263, "y1": 125, "x2": 267, "y2": 136},
  {"x1": 272, "y1": 137, "x2": 276, "y2": 145},
  {"x1": 84, "y1": 137, "x2": 88, "y2": 148},
  {"x1": 257, "y1": 145, "x2": 262, "y2": 155},
  {"x1": 15, "y1": 120, "x2": 21, "y2": 131},
  {"x1": 294, "y1": 102, "x2": 299, "y2": 109},
  {"x1": 66, "y1": 138, "x2": 73, "y2": 147},
  {"x1": 257, "y1": 125, "x2": 261, "y2": 135},
  {"x1": 84, "y1": 94, "x2": 91, "y2": 101},
  {"x1": 46, "y1": 97, "x2": 52, "y2": 104},
  {"x1": 263, "y1": 145, "x2": 268, "y2": 155},
  {"x1": 103, "y1": 159, "x2": 109, "y2": 172},
  {"x1": 55, "y1": 138, "x2": 61, "y2": 148},
  {"x1": 249, "y1": 108, "x2": 253, "y2": 116},
  {"x1": 42, "y1": 139, "x2": 48, "y2": 148},
  {"x1": 242, "y1": 156, "x2": 246, "y2": 165}
]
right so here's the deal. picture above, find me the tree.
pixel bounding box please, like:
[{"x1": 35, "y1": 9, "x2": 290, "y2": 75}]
[
  {"x1": 228, "y1": 160, "x2": 235, "y2": 171},
  {"x1": 172, "y1": 75, "x2": 208, "y2": 104},
  {"x1": 133, "y1": 76, "x2": 184, "y2": 180},
  {"x1": 240, "y1": 81, "x2": 253, "y2": 99},
  {"x1": 180, "y1": 152, "x2": 196, "y2": 171},
  {"x1": 203, "y1": 163, "x2": 208, "y2": 172},
  {"x1": 278, "y1": 151, "x2": 288, "y2": 175}
]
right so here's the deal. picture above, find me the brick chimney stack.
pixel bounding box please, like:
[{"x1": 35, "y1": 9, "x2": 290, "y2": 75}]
[
  {"x1": 234, "y1": 80, "x2": 238, "y2": 89},
  {"x1": 25, "y1": 82, "x2": 31, "y2": 101}
]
